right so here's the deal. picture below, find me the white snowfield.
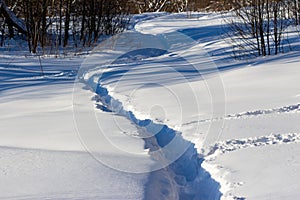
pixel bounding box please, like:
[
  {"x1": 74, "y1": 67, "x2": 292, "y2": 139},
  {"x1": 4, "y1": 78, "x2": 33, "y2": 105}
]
[
  {"x1": 0, "y1": 12, "x2": 300, "y2": 200},
  {"x1": 0, "y1": 57, "x2": 150, "y2": 199}
]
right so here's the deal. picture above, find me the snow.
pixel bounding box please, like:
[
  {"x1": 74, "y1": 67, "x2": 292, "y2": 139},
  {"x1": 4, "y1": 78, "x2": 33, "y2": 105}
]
[
  {"x1": 204, "y1": 143, "x2": 300, "y2": 200},
  {"x1": 0, "y1": 85, "x2": 82, "y2": 151},
  {"x1": 0, "y1": 146, "x2": 147, "y2": 200},
  {"x1": 1, "y1": 11, "x2": 300, "y2": 200},
  {"x1": 80, "y1": 12, "x2": 299, "y2": 199},
  {"x1": 0, "y1": 56, "x2": 151, "y2": 199},
  {"x1": 134, "y1": 13, "x2": 300, "y2": 199}
]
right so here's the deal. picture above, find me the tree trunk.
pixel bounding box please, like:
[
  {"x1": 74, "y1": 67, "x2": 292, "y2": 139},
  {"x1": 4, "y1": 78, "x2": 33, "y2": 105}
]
[
  {"x1": 0, "y1": 0, "x2": 27, "y2": 34},
  {"x1": 63, "y1": 0, "x2": 70, "y2": 47}
]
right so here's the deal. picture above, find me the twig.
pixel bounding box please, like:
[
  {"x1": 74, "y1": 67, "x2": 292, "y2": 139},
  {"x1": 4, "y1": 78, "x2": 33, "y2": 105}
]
[{"x1": 38, "y1": 54, "x2": 44, "y2": 77}]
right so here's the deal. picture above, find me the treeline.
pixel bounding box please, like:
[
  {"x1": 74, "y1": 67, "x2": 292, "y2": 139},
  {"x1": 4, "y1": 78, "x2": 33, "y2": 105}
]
[
  {"x1": 1, "y1": 0, "x2": 132, "y2": 53},
  {"x1": 225, "y1": 0, "x2": 300, "y2": 57},
  {"x1": 1, "y1": 0, "x2": 300, "y2": 57},
  {"x1": 0, "y1": 0, "x2": 238, "y2": 53},
  {"x1": 1, "y1": 0, "x2": 204, "y2": 53},
  {"x1": 132, "y1": 0, "x2": 208, "y2": 13}
]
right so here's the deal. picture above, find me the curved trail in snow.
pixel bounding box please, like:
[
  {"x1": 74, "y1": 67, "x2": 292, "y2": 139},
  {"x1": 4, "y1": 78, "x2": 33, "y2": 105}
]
[
  {"x1": 93, "y1": 85, "x2": 221, "y2": 200},
  {"x1": 78, "y1": 14, "x2": 226, "y2": 199}
]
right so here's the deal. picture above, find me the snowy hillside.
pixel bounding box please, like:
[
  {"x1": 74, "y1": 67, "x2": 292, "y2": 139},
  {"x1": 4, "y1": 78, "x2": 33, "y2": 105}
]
[{"x1": 1, "y1": 12, "x2": 299, "y2": 200}]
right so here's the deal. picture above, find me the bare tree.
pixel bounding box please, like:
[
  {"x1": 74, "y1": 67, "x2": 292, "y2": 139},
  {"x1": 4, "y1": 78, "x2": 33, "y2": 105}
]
[
  {"x1": 0, "y1": 0, "x2": 131, "y2": 53},
  {"x1": 0, "y1": 0, "x2": 27, "y2": 35},
  {"x1": 135, "y1": 0, "x2": 188, "y2": 13},
  {"x1": 226, "y1": 0, "x2": 293, "y2": 58}
]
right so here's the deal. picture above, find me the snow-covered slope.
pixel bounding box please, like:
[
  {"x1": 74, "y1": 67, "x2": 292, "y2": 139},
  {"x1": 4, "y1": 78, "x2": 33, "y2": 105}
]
[
  {"x1": 78, "y1": 12, "x2": 300, "y2": 199},
  {"x1": 0, "y1": 56, "x2": 151, "y2": 199},
  {"x1": 1, "y1": 12, "x2": 299, "y2": 200}
]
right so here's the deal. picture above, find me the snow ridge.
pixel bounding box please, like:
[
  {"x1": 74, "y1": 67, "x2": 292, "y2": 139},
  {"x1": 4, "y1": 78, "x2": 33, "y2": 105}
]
[
  {"x1": 184, "y1": 103, "x2": 300, "y2": 125},
  {"x1": 207, "y1": 133, "x2": 300, "y2": 157},
  {"x1": 92, "y1": 84, "x2": 222, "y2": 200},
  {"x1": 226, "y1": 104, "x2": 300, "y2": 119}
]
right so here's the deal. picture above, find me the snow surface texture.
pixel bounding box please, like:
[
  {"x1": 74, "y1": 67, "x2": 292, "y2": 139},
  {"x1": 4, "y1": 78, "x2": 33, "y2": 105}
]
[
  {"x1": 74, "y1": 30, "x2": 223, "y2": 199},
  {"x1": 133, "y1": 13, "x2": 300, "y2": 200},
  {"x1": 1, "y1": 12, "x2": 300, "y2": 200},
  {"x1": 77, "y1": 12, "x2": 300, "y2": 199},
  {"x1": 0, "y1": 58, "x2": 151, "y2": 199}
]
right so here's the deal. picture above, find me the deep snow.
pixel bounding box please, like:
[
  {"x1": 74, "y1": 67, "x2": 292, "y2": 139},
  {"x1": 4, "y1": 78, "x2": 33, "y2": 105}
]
[{"x1": 0, "y1": 11, "x2": 299, "y2": 200}]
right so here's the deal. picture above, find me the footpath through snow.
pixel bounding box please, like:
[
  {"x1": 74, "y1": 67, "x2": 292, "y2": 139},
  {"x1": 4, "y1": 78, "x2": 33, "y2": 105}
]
[
  {"x1": 1, "y1": 12, "x2": 299, "y2": 200},
  {"x1": 79, "y1": 12, "x2": 300, "y2": 200},
  {"x1": 76, "y1": 27, "x2": 224, "y2": 198}
]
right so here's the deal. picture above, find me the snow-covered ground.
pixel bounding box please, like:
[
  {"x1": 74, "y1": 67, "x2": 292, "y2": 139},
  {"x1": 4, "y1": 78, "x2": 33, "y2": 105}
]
[
  {"x1": 1, "y1": 12, "x2": 299, "y2": 200},
  {"x1": 0, "y1": 55, "x2": 152, "y2": 199}
]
